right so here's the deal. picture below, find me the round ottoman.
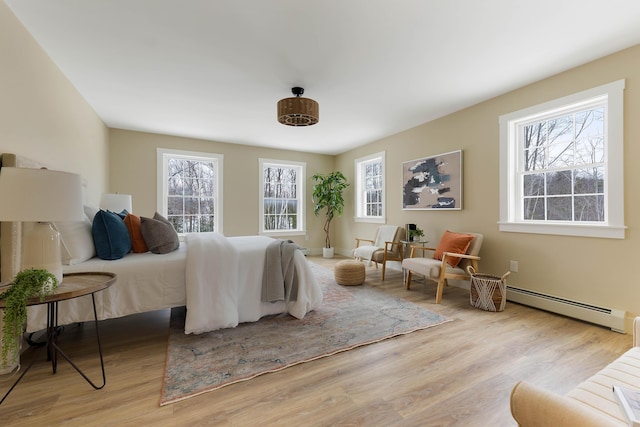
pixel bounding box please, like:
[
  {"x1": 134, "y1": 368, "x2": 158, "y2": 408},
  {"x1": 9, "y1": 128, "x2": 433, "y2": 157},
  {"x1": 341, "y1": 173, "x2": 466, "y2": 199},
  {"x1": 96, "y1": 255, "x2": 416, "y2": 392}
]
[{"x1": 334, "y1": 260, "x2": 365, "y2": 286}]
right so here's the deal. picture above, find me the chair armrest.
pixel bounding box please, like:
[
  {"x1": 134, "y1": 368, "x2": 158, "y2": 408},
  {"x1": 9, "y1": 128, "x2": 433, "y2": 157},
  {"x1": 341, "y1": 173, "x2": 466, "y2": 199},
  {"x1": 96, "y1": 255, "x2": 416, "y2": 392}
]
[
  {"x1": 510, "y1": 381, "x2": 619, "y2": 427},
  {"x1": 384, "y1": 241, "x2": 402, "y2": 251},
  {"x1": 355, "y1": 238, "x2": 374, "y2": 248},
  {"x1": 383, "y1": 241, "x2": 404, "y2": 260},
  {"x1": 408, "y1": 246, "x2": 437, "y2": 257},
  {"x1": 634, "y1": 317, "x2": 640, "y2": 347},
  {"x1": 441, "y1": 252, "x2": 480, "y2": 260}
]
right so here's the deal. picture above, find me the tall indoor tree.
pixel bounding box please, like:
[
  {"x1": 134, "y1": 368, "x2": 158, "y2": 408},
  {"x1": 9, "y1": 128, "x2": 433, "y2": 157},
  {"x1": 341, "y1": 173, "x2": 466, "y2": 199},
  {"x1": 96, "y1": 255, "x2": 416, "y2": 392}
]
[{"x1": 312, "y1": 171, "x2": 349, "y2": 258}]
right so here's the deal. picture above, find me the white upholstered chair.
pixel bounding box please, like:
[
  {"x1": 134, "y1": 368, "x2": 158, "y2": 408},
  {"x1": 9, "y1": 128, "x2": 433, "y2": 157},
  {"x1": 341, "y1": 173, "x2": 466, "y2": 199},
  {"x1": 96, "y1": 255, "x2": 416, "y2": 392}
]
[
  {"x1": 402, "y1": 231, "x2": 483, "y2": 303},
  {"x1": 353, "y1": 225, "x2": 405, "y2": 281}
]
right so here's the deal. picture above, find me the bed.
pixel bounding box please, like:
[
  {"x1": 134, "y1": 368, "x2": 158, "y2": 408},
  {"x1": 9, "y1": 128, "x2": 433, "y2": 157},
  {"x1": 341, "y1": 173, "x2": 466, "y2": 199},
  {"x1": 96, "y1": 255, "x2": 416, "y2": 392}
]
[{"x1": 0, "y1": 153, "x2": 323, "y2": 334}]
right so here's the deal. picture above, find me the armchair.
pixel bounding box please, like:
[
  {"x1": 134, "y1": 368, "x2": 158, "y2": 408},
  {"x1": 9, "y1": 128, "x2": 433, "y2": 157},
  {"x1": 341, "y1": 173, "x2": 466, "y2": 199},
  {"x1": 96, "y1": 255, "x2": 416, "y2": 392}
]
[
  {"x1": 353, "y1": 225, "x2": 405, "y2": 281},
  {"x1": 402, "y1": 231, "x2": 482, "y2": 303}
]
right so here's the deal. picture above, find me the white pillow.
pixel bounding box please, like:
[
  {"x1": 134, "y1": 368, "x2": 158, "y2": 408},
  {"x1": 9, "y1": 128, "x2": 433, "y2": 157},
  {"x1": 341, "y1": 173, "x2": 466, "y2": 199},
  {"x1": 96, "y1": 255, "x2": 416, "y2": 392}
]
[
  {"x1": 54, "y1": 214, "x2": 96, "y2": 265},
  {"x1": 84, "y1": 205, "x2": 99, "y2": 223}
]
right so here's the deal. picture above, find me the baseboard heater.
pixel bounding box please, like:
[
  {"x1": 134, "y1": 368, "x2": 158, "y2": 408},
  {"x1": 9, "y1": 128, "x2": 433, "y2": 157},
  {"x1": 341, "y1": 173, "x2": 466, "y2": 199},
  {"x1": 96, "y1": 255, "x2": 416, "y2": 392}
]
[{"x1": 506, "y1": 286, "x2": 625, "y2": 333}]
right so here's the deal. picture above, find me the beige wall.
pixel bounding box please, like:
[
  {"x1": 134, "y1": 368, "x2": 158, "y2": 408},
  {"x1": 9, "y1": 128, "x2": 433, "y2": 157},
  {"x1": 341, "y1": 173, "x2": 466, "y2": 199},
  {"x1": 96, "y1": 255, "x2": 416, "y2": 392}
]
[
  {"x1": 335, "y1": 44, "x2": 640, "y2": 328},
  {"x1": 108, "y1": 129, "x2": 334, "y2": 250},
  {"x1": 0, "y1": 3, "x2": 109, "y2": 205}
]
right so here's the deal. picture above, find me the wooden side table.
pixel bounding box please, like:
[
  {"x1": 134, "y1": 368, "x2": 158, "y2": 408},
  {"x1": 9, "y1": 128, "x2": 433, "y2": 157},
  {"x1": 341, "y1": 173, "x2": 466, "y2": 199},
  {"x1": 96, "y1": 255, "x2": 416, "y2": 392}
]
[{"x1": 0, "y1": 272, "x2": 116, "y2": 405}]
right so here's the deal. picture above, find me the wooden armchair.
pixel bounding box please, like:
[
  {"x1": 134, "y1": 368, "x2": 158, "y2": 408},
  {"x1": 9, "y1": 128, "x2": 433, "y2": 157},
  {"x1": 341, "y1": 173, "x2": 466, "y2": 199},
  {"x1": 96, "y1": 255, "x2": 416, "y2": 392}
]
[
  {"x1": 353, "y1": 225, "x2": 405, "y2": 281},
  {"x1": 402, "y1": 231, "x2": 482, "y2": 303}
]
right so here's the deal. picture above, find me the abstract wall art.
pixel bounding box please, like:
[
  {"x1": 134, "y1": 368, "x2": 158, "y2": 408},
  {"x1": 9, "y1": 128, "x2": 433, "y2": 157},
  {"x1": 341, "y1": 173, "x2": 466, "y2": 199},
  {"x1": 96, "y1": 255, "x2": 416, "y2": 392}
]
[{"x1": 402, "y1": 150, "x2": 462, "y2": 210}]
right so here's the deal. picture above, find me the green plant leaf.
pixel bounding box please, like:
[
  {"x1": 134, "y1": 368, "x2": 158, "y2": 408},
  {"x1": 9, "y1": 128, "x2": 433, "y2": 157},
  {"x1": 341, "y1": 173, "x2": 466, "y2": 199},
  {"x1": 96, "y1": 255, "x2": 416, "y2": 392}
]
[
  {"x1": 0, "y1": 269, "x2": 58, "y2": 366},
  {"x1": 312, "y1": 171, "x2": 349, "y2": 248}
]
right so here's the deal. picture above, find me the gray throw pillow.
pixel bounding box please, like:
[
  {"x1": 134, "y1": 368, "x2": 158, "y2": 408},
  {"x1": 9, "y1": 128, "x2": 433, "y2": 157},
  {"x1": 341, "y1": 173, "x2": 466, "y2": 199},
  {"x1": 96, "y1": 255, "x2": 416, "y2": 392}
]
[{"x1": 140, "y1": 212, "x2": 180, "y2": 254}]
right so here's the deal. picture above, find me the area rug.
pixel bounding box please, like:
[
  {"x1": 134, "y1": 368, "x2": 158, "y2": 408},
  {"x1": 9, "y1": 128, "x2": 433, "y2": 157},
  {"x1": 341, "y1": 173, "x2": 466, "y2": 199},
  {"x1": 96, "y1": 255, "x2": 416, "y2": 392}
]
[{"x1": 160, "y1": 263, "x2": 450, "y2": 405}]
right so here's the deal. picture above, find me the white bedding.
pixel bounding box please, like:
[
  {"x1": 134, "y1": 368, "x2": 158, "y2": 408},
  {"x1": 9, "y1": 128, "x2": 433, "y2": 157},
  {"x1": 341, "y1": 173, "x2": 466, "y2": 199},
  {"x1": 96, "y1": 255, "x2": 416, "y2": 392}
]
[
  {"x1": 26, "y1": 245, "x2": 188, "y2": 332},
  {"x1": 25, "y1": 234, "x2": 322, "y2": 334},
  {"x1": 185, "y1": 233, "x2": 322, "y2": 334}
]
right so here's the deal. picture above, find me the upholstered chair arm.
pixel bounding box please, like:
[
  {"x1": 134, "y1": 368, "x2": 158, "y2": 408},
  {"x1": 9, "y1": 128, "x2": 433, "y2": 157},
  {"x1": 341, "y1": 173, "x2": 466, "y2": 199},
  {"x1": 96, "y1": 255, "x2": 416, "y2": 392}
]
[
  {"x1": 634, "y1": 316, "x2": 640, "y2": 347},
  {"x1": 510, "y1": 381, "x2": 618, "y2": 427}
]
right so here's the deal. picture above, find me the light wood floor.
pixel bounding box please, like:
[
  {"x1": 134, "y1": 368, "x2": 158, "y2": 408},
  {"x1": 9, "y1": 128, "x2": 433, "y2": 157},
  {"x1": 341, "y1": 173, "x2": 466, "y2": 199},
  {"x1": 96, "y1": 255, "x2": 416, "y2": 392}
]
[{"x1": 0, "y1": 256, "x2": 632, "y2": 426}]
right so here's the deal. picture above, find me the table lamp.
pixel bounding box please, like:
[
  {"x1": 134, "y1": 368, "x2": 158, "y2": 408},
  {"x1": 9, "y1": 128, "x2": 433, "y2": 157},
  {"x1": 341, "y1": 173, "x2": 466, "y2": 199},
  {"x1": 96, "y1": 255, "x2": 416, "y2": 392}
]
[
  {"x1": 100, "y1": 193, "x2": 132, "y2": 213},
  {"x1": 0, "y1": 167, "x2": 84, "y2": 283}
]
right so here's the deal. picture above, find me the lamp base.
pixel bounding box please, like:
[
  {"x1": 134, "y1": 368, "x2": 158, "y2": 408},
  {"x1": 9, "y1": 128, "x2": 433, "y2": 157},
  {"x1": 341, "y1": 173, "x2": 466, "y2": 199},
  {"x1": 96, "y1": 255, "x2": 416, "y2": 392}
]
[{"x1": 21, "y1": 222, "x2": 63, "y2": 284}]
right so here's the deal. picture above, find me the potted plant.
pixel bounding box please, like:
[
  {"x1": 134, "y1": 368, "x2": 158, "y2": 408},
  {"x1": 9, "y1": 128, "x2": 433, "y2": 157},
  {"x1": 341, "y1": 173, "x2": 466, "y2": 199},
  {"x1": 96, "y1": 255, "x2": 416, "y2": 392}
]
[
  {"x1": 312, "y1": 171, "x2": 349, "y2": 258},
  {"x1": 0, "y1": 269, "x2": 58, "y2": 371},
  {"x1": 408, "y1": 226, "x2": 424, "y2": 242}
]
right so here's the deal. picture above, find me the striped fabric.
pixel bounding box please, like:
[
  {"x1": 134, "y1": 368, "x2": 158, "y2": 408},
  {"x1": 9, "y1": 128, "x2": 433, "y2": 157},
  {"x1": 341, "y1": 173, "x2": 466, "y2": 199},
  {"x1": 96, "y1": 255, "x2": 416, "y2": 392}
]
[{"x1": 511, "y1": 318, "x2": 640, "y2": 426}]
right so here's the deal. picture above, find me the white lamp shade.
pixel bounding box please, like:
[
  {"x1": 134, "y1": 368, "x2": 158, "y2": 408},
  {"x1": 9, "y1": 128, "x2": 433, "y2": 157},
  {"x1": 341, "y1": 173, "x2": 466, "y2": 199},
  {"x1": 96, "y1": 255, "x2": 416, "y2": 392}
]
[
  {"x1": 100, "y1": 193, "x2": 132, "y2": 213},
  {"x1": 0, "y1": 167, "x2": 84, "y2": 222},
  {"x1": 0, "y1": 167, "x2": 84, "y2": 283}
]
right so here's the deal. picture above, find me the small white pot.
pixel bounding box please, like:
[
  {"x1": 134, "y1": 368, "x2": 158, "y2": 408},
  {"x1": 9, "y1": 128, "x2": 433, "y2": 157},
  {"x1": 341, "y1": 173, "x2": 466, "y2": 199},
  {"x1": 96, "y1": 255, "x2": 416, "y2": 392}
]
[{"x1": 323, "y1": 247, "x2": 334, "y2": 258}]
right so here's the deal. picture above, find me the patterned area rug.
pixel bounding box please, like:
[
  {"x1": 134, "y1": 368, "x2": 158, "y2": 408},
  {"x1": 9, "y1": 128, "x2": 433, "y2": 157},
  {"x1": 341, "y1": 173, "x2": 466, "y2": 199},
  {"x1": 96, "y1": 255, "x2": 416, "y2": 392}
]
[{"x1": 160, "y1": 263, "x2": 450, "y2": 405}]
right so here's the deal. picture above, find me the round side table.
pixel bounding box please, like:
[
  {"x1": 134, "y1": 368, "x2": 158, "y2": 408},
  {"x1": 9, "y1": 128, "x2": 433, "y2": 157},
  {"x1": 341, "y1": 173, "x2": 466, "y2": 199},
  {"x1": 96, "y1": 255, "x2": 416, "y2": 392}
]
[{"x1": 0, "y1": 272, "x2": 116, "y2": 405}]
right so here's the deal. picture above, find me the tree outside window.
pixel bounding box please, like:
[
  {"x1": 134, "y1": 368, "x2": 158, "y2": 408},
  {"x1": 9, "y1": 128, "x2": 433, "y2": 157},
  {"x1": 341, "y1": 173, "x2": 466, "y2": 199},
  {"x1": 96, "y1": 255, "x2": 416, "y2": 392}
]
[
  {"x1": 157, "y1": 149, "x2": 222, "y2": 234},
  {"x1": 355, "y1": 151, "x2": 385, "y2": 223},
  {"x1": 522, "y1": 107, "x2": 604, "y2": 222},
  {"x1": 499, "y1": 79, "x2": 625, "y2": 239},
  {"x1": 259, "y1": 159, "x2": 305, "y2": 235}
]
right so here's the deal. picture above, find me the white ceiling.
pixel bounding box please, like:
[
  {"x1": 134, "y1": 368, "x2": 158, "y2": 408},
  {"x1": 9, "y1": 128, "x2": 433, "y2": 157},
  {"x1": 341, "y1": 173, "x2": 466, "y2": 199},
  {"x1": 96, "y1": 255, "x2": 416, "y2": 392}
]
[{"x1": 6, "y1": 1, "x2": 640, "y2": 155}]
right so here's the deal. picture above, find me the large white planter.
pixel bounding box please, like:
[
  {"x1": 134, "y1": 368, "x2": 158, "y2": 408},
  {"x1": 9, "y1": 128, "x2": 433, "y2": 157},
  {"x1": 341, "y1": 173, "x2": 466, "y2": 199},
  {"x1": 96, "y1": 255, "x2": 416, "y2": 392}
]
[{"x1": 323, "y1": 247, "x2": 334, "y2": 258}]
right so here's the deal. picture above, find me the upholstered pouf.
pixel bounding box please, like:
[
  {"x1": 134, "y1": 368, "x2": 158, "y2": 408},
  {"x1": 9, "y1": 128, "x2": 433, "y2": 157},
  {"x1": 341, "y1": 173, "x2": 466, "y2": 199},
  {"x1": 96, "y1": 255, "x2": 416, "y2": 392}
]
[{"x1": 334, "y1": 260, "x2": 365, "y2": 286}]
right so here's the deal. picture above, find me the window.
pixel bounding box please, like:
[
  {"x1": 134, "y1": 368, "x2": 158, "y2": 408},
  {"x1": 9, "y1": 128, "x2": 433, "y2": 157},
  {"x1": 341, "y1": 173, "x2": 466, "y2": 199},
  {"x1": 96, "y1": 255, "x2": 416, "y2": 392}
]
[
  {"x1": 355, "y1": 151, "x2": 386, "y2": 223},
  {"x1": 259, "y1": 159, "x2": 305, "y2": 236},
  {"x1": 157, "y1": 148, "x2": 223, "y2": 234},
  {"x1": 499, "y1": 80, "x2": 625, "y2": 239}
]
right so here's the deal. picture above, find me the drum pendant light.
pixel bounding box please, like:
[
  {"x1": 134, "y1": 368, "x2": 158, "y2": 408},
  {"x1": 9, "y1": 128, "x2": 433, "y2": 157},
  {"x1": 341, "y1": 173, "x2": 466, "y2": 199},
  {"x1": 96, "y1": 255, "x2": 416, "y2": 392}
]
[{"x1": 277, "y1": 87, "x2": 319, "y2": 126}]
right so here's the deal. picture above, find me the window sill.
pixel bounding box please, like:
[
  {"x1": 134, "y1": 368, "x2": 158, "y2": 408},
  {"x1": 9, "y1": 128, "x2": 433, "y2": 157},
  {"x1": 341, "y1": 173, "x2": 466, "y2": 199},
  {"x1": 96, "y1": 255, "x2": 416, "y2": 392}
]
[
  {"x1": 354, "y1": 216, "x2": 385, "y2": 224},
  {"x1": 498, "y1": 221, "x2": 626, "y2": 239},
  {"x1": 259, "y1": 230, "x2": 306, "y2": 237}
]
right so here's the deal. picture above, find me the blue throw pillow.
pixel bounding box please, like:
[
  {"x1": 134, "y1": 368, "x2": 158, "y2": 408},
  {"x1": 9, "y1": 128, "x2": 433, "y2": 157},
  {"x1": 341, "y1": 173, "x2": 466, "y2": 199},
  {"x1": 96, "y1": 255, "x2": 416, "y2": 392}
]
[{"x1": 92, "y1": 209, "x2": 132, "y2": 260}]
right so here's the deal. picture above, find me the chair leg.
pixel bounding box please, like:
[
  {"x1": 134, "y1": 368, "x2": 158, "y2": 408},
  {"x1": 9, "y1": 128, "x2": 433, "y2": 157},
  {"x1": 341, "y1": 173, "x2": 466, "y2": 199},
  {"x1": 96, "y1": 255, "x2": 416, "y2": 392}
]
[
  {"x1": 435, "y1": 278, "x2": 445, "y2": 304},
  {"x1": 381, "y1": 262, "x2": 386, "y2": 281},
  {"x1": 405, "y1": 271, "x2": 412, "y2": 290}
]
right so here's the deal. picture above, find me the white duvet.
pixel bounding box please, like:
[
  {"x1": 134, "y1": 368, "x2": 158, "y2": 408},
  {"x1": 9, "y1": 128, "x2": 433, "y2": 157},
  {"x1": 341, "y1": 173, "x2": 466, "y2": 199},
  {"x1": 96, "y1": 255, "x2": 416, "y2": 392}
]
[
  {"x1": 185, "y1": 233, "x2": 322, "y2": 334},
  {"x1": 25, "y1": 234, "x2": 323, "y2": 334}
]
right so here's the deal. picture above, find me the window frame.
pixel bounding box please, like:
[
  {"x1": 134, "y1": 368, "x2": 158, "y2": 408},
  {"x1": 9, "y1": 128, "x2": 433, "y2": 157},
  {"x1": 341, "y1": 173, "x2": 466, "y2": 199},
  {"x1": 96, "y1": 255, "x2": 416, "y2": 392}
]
[
  {"x1": 354, "y1": 151, "x2": 386, "y2": 224},
  {"x1": 156, "y1": 148, "x2": 223, "y2": 235},
  {"x1": 258, "y1": 158, "x2": 306, "y2": 237},
  {"x1": 498, "y1": 79, "x2": 625, "y2": 239}
]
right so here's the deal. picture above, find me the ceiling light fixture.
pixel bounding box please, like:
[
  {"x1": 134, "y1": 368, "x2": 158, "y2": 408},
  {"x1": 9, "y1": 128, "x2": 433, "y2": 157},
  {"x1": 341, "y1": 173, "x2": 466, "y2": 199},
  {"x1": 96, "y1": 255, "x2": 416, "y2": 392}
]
[{"x1": 277, "y1": 87, "x2": 319, "y2": 126}]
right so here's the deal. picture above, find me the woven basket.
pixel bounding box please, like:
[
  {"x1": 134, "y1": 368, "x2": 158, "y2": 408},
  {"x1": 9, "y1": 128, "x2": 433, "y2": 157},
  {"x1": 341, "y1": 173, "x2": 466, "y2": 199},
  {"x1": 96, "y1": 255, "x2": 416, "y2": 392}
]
[
  {"x1": 467, "y1": 266, "x2": 510, "y2": 312},
  {"x1": 334, "y1": 260, "x2": 365, "y2": 286}
]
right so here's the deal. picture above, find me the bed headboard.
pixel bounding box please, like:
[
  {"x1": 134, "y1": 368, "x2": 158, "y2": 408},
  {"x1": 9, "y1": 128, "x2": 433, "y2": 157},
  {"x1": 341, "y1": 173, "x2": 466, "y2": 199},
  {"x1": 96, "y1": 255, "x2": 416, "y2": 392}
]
[{"x1": 0, "y1": 152, "x2": 51, "y2": 282}]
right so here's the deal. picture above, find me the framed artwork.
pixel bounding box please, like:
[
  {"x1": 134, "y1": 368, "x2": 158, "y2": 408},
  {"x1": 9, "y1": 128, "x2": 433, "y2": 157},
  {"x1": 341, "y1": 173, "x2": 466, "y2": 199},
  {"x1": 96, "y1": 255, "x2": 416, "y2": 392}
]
[{"x1": 402, "y1": 149, "x2": 462, "y2": 210}]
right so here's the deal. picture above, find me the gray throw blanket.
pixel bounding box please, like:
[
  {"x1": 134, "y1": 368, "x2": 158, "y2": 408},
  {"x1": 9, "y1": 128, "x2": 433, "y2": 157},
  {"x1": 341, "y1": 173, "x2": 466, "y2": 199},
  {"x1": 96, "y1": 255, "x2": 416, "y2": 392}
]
[{"x1": 262, "y1": 239, "x2": 300, "y2": 303}]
